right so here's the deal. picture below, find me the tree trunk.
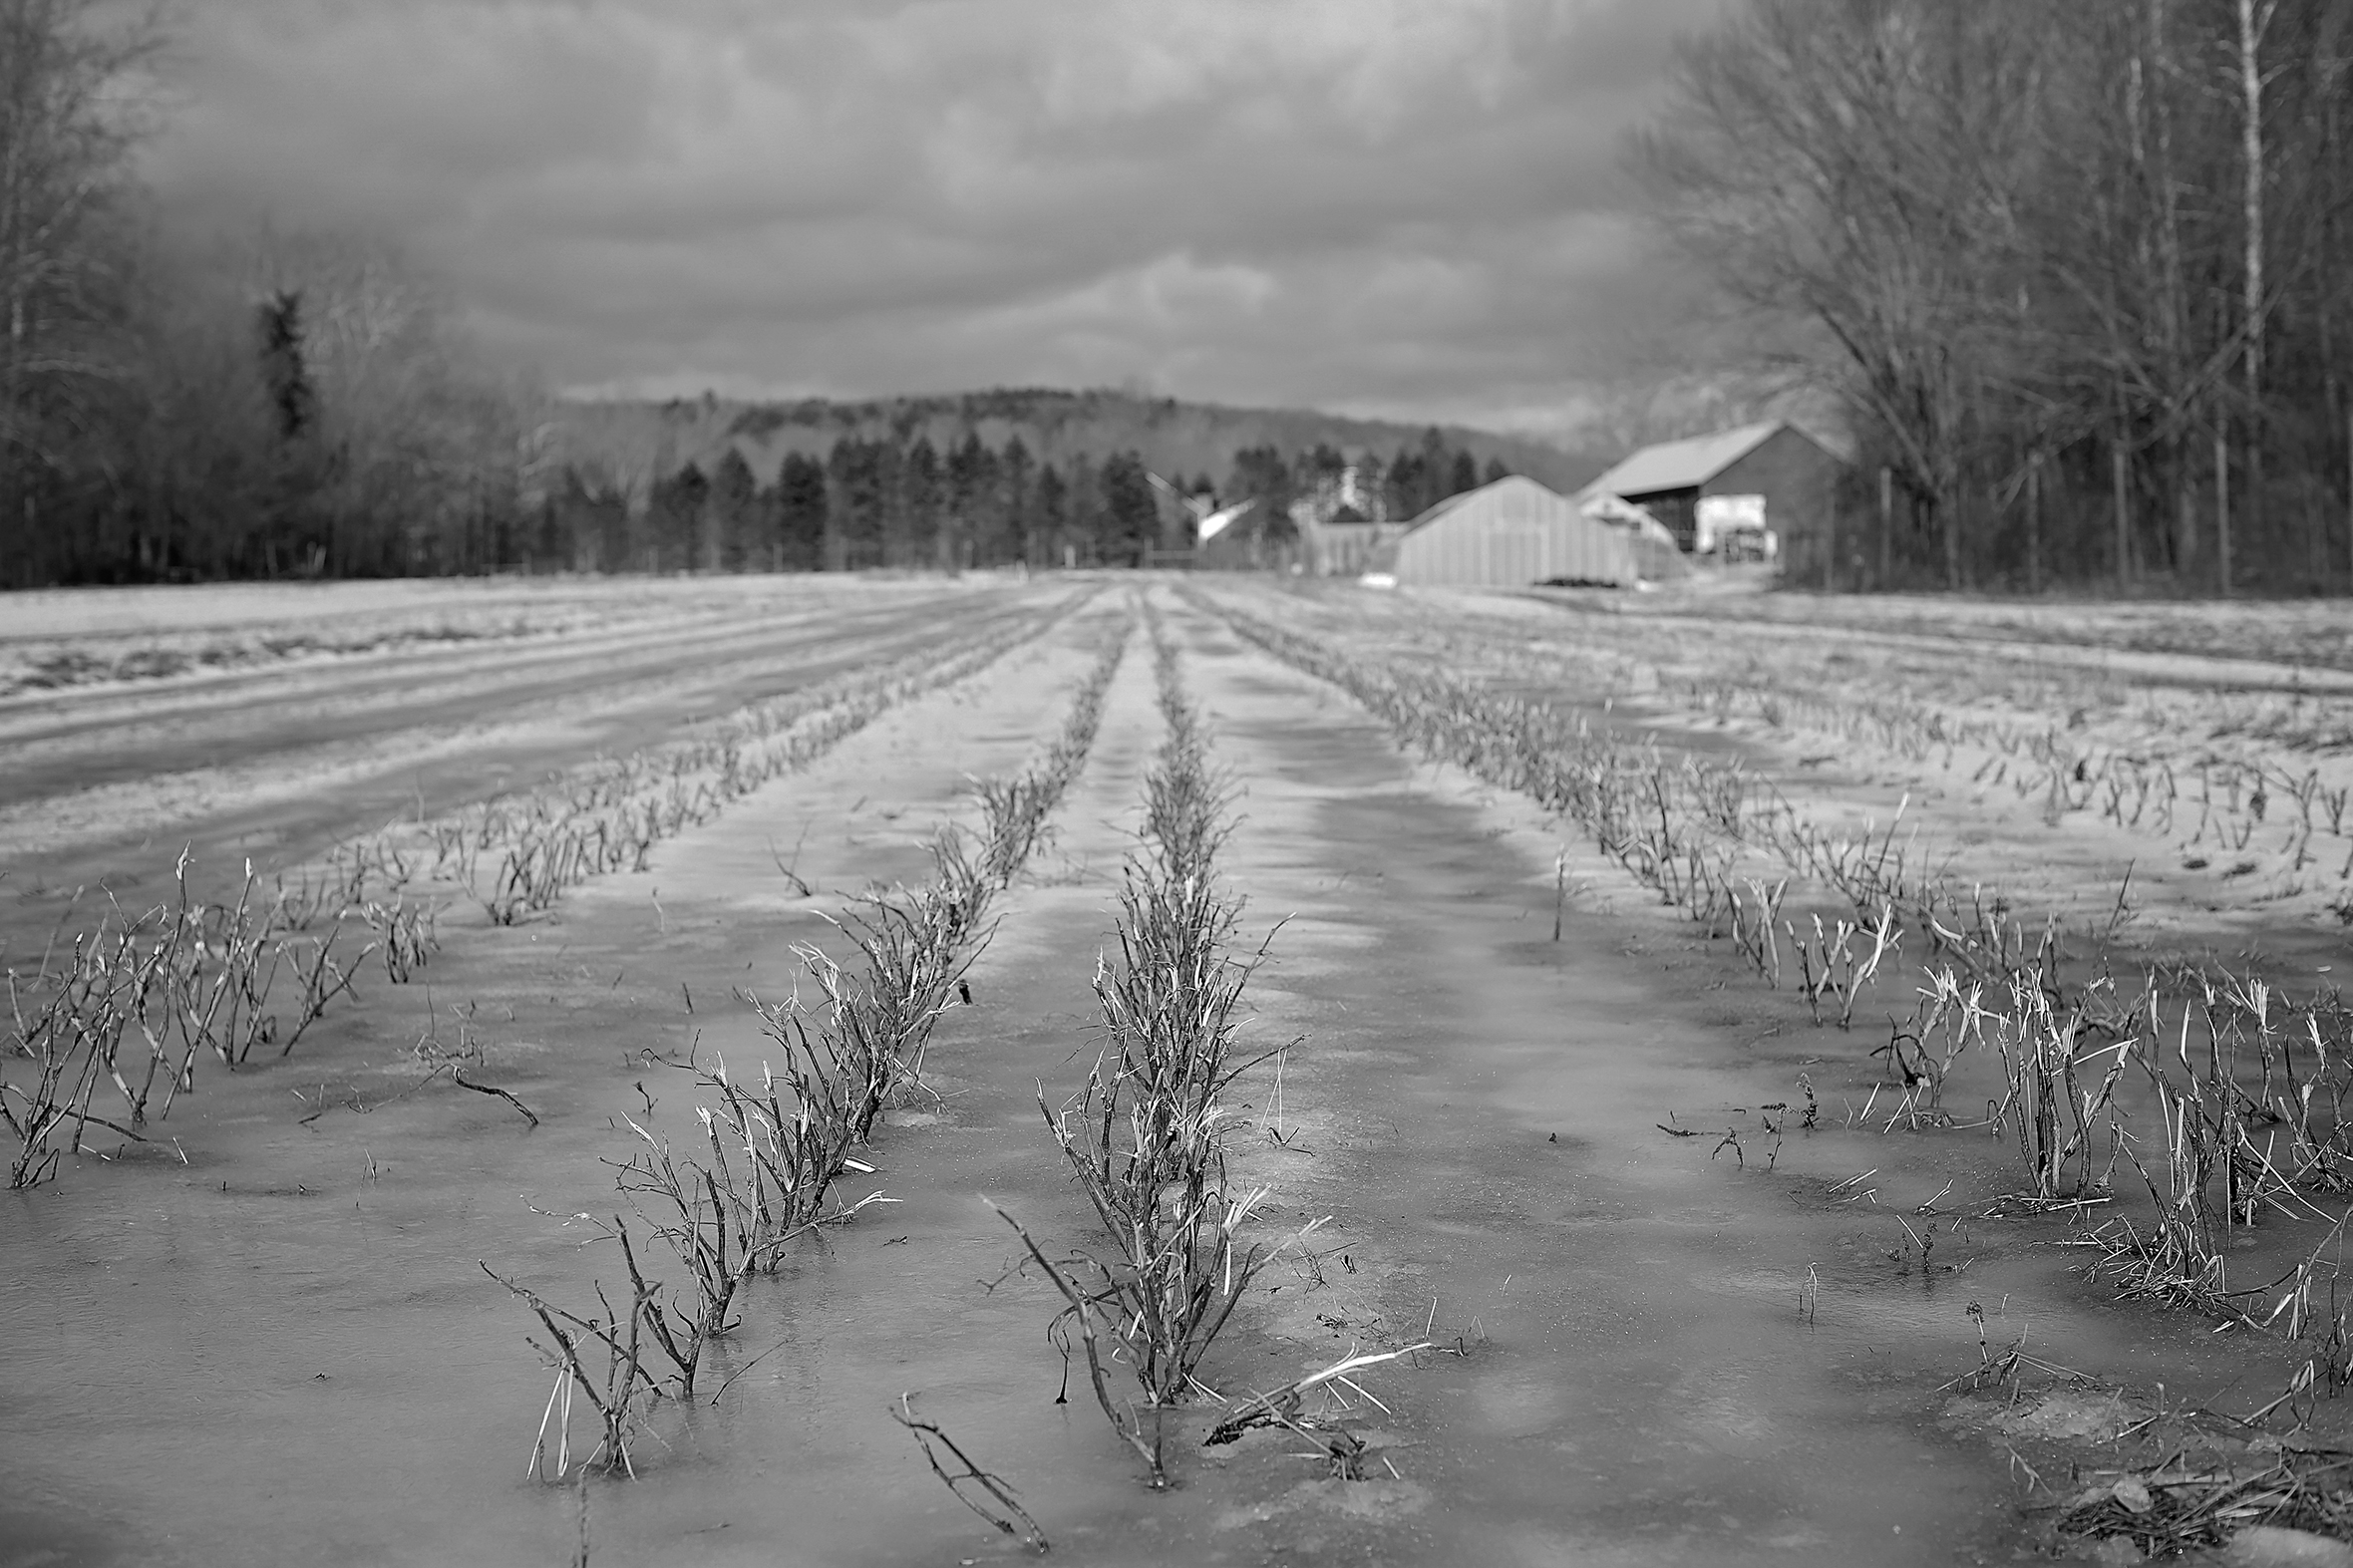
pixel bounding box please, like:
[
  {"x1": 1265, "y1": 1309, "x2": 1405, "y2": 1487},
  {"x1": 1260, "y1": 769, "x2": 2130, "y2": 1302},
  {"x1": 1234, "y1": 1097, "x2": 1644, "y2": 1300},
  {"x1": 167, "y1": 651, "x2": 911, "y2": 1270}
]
[
  {"x1": 2216, "y1": 422, "x2": 2233, "y2": 597},
  {"x1": 2174, "y1": 433, "x2": 2197, "y2": 580},
  {"x1": 1877, "y1": 467, "x2": 1893, "y2": 588},
  {"x1": 2027, "y1": 457, "x2": 2042, "y2": 594},
  {"x1": 1942, "y1": 489, "x2": 1961, "y2": 593},
  {"x1": 2237, "y1": 0, "x2": 2271, "y2": 567},
  {"x1": 2113, "y1": 441, "x2": 2133, "y2": 588}
]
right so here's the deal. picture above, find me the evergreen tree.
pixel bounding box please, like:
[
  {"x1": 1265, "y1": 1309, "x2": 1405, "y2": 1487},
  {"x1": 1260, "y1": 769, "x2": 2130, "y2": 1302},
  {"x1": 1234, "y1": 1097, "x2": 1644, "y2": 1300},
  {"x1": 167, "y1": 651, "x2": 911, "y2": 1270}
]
[
  {"x1": 1384, "y1": 448, "x2": 1424, "y2": 520},
  {"x1": 648, "y1": 462, "x2": 708, "y2": 573},
  {"x1": 1064, "y1": 452, "x2": 1100, "y2": 565},
  {"x1": 255, "y1": 290, "x2": 314, "y2": 442},
  {"x1": 253, "y1": 288, "x2": 322, "y2": 574},
  {"x1": 945, "y1": 431, "x2": 999, "y2": 567},
  {"x1": 1227, "y1": 444, "x2": 1296, "y2": 542},
  {"x1": 775, "y1": 451, "x2": 828, "y2": 570},
  {"x1": 900, "y1": 436, "x2": 942, "y2": 567},
  {"x1": 1098, "y1": 451, "x2": 1158, "y2": 566},
  {"x1": 1482, "y1": 457, "x2": 1511, "y2": 486},
  {"x1": 1035, "y1": 462, "x2": 1069, "y2": 566},
  {"x1": 1417, "y1": 428, "x2": 1452, "y2": 514},
  {"x1": 1001, "y1": 435, "x2": 1035, "y2": 565},
  {"x1": 826, "y1": 439, "x2": 889, "y2": 569},
  {"x1": 1450, "y1": 450, "x2": 1479, "y2": 496},
  {"x1": 709, "y1": 448, "x2": 758, "y2": 571}
]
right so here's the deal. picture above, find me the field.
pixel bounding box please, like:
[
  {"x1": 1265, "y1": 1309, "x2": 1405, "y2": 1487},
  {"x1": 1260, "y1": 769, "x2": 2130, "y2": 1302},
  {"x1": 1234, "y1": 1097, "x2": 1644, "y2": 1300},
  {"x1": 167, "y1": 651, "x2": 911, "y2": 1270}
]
[{"x1": 8, "y1": 572, "x2": 2353, "y2": 1566}]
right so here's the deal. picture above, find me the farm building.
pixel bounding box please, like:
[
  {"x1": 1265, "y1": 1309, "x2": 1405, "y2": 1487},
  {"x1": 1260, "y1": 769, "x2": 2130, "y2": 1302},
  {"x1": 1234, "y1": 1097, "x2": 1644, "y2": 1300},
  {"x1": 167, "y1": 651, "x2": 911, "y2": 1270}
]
[
  {"x1": 1583, "y1": 422, "x2": 1847, "y2": 579},
  {"x1": 1301, "y1": 517, "x2": 1410, "y2": 577},
  {"x1": 1377, "y1": 475, "x2": 1687, "y2": 588}
]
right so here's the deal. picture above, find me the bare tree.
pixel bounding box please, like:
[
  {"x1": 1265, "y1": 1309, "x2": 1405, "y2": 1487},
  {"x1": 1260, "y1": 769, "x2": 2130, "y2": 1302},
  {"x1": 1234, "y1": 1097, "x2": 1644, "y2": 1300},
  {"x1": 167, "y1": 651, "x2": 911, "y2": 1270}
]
[
  {"x1": 0, "y1": 0, "x2": 160, "y2": 579},
  {"x1": 1632, "y1": 0, "x2": 2054, "y2": 588},
  {"x1": 1631, "y1": 0, "x2": 2353, "y2": 593}
]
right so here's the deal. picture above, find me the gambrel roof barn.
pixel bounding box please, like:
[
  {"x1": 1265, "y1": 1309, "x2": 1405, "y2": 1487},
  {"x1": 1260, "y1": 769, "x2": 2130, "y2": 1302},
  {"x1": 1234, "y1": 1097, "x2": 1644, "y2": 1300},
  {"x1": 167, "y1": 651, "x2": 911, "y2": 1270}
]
[{"x1": 1583, "y1": 421, "x2": 1848, "y2": 578}]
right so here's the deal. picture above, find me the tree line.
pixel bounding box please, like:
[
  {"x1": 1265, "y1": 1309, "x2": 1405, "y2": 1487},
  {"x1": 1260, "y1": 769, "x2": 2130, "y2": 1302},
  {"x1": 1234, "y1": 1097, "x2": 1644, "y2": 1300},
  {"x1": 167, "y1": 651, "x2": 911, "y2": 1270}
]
[
  {"x1": 540, "y1": 425, "x2": 1505, "y2": 576},
  {"x1": 549, "y1": 439, "x2": 1165, "y2": 575},
  {"x1": 1637, "y1": 0, "x2": 2353, "y2": 592}
]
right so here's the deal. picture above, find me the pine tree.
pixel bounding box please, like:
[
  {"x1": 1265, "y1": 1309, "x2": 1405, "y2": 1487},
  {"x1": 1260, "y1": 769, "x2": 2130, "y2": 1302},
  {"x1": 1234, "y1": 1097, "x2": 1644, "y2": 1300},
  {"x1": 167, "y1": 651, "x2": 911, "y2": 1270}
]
[
  {"x1": 944, "y1": 432, "x2": 989, "y2": 568},
  {"x1": 648, "y1": 462, "x2": 708, "y2": 573},
  {"x1": 1035, "y1": 462, "x2": 1069, "y2": 566},
  {"x1": 1385, "y1": 449, "x2": 1424, "y2": 520},
  {"x1": 1065, "y1": 452, "x2": 1099, "y2": 566},
  {"x1": 1417, "y1": 428, "x2": 1452, "y2": 514},
  {"x1": 901, "y1": 437, "x2": 942, "y2": 567},
  {"x1": 775, "y1": 451, "x2": 828, "y2": 570},
  {"x1": 709, "y1": 448, "x2": 757, "y2": 571},
  {"x1": 1098, "y1": 451, "x2": 1158, "y2": 566},
  {"x1": 255, "y1": 291, "x2": 314, "y2": 442},
  {"x1": 1450, "y1": 450, "x2": 1479, "y2": 497},
  {"x1": 252, "y1": 289, "x2": 321, "y2": 574},
  {"x1": 1001, "y1": 435, "x2": 1035, "y2": 565}
]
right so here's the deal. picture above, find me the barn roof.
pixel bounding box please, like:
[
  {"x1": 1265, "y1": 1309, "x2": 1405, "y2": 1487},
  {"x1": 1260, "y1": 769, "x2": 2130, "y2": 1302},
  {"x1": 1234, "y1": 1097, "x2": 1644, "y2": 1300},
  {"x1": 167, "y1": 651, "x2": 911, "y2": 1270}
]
[
  {"x1": 1585, "y1": 421, "x2": 1786, "y2": 498},
  {"x1": 1400, "y1": 473, "x2": 1553, "y2": 532}
]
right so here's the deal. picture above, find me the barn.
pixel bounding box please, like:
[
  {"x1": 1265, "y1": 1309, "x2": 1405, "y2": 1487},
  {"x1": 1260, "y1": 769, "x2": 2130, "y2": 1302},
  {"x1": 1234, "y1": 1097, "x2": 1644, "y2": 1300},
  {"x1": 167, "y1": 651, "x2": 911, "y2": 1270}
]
[
  {"x1": 1378, "y1": 475, "x2": 1687, "y2": 588},
  {"x1": 1583, "y1": 422, "x2": 1847, "y2": 579}
]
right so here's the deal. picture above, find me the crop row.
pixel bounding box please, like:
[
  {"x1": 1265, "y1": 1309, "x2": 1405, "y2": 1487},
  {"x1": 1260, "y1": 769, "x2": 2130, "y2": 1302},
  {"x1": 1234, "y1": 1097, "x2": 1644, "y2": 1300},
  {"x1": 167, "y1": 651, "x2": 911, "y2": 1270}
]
[
  {"x1": 1275, "y1": 585, "x2": 2347, "y2": 897},
  {"x1": 486, "y1": 609, "x2": 1134, "y2": 1482},
  {"x1": 1193, "y1": 589, "x2": 2353, "y2": 1382},
  {"x1": 0, "y1": 597, "x2": 1083, "y2": 1190}
]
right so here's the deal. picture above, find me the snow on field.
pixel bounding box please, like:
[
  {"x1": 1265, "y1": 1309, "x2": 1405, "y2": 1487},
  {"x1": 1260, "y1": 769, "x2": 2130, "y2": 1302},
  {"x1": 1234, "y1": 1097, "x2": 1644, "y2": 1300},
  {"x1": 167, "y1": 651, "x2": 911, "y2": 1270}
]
[{"x1": 0, "y1": 573, "x2": 971, "y2": 698}]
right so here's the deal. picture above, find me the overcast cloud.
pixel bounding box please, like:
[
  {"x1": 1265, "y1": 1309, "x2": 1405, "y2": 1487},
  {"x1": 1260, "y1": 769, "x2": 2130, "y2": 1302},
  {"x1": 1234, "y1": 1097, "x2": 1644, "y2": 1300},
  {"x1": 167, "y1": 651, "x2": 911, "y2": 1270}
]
[{"x1": 143, "y1": 0, "x2": 1727, "y2": 437}]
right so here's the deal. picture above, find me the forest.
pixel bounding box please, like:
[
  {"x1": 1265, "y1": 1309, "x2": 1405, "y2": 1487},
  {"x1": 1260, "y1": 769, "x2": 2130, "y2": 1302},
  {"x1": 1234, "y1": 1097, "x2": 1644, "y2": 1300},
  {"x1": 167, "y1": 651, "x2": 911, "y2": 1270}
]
[{"x1": 1639, "y1": 0, "x2": 2353, "y2": 592}]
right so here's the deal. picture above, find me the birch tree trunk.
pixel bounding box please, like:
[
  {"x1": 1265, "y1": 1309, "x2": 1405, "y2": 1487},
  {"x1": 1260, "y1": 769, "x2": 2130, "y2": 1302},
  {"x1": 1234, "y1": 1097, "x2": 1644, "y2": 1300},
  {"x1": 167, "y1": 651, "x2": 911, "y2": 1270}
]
[{"x1": 2237, "y1": 0, "x2": 2273, "y2": 580}]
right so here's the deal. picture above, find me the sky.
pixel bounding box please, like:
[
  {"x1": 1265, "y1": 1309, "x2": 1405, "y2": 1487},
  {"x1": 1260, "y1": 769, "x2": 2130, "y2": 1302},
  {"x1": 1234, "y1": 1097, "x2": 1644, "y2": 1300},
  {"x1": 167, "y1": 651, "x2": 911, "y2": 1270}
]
[{"x1": 142, "y1": 0, "x2": 1732, "y2": 440}]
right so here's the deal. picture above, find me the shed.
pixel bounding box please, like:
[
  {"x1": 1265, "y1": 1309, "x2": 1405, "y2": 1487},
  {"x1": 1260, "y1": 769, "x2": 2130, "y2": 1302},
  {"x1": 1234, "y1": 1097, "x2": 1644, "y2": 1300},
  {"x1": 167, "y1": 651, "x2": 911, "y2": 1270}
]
[
  {"x1": 1301, "y1": 517, "x2": 1410, "y2": 577},
  {"x1": 1379, "y1": 475, "x2": 1688, "y2": 588},
  {"x1": 1583, "y1": 421, "x2": 1847, "y2": 579}
]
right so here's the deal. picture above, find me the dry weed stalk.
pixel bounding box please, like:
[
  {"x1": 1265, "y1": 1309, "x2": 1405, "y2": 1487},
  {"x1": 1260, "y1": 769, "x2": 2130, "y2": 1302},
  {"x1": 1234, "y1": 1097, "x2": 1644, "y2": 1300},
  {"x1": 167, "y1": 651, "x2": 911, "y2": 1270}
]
[
  {"x1": 483, "y1": 1258, "x2": 664, "y2": 1480},
  {"x1": 1785, "y1": 902, "x2": 1898, "y2": 1030},
  {"x1": 0, "y1": 854, "x2": 387, "y2": 1184},
  {"x1": 610, "y1": 1123, "x2": 758, "y2": 1396},
  {"x1": 1983, "y1": 971, "x2": 2129, "y2": 1199},
  {"x1": 1205, "y1": 1342, "x2": 1433, "y2": 1474},
  {"x1": 889, "y1": 1396, "x2": 1050, "y2": 1553}
]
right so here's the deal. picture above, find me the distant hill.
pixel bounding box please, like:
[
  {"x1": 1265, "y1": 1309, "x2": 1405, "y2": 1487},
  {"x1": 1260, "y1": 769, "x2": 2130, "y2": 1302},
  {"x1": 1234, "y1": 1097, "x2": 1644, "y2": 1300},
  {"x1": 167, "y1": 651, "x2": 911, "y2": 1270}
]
[{"x1": 551, "y1": 387, "x2": 1606, "y2": 500}]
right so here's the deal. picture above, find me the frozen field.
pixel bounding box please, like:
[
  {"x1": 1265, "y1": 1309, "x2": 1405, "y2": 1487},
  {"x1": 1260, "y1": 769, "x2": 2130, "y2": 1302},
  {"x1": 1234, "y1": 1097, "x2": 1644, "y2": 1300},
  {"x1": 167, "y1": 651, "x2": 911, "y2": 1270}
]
[{"x1": 8, "y1": 577, "x2": 2353, "y2": 1566}]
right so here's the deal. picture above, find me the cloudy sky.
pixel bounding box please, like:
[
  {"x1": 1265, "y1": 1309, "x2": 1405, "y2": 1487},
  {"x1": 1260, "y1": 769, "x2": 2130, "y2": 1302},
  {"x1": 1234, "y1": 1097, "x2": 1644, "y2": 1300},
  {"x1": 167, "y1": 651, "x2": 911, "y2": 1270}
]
[{"x1": 143, "y1": 0, "x2": 1730, "y2": 438}]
